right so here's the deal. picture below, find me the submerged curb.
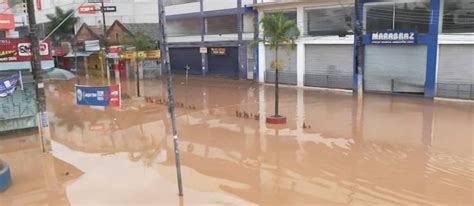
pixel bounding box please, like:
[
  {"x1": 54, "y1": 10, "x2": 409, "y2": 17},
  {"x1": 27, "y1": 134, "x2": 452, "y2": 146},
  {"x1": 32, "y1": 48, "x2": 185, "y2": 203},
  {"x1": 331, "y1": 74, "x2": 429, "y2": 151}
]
[{"x1": 0, "y1": 160, "x2": 12, "y2": 192}]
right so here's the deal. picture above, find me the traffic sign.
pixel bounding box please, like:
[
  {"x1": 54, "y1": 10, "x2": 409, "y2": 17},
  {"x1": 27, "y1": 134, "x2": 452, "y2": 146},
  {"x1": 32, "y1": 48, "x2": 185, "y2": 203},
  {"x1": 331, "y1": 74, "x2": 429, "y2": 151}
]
[{"x1": 101, "y1": 6, "x2": 117, "y2": 12}]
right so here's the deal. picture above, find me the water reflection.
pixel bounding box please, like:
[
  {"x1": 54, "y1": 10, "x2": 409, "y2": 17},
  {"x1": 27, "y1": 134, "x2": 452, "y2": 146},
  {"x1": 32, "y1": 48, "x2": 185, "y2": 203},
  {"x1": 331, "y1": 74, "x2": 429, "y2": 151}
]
[{"x1": 1, "y1": 76, "x2": 472, "y2": 205}]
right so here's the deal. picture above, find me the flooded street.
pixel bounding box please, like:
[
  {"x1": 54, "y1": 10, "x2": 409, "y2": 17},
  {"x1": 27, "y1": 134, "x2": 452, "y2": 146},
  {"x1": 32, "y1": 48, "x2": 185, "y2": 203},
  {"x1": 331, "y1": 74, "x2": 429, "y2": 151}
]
[{"x1": 0, "y1": 75, "x2": 473, "y2": 206}]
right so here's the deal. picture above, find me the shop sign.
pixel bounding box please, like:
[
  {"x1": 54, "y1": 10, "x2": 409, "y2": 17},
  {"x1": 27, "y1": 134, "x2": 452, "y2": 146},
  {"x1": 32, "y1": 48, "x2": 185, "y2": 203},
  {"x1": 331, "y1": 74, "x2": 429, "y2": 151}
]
[
  {"x1": 370, "y1": 30, "x2": 417, "y2": 44},
  {"x1": 137, "y1": 51, "x2": 146, "y2": 59},
  {"x1": 85, "y1": 40, "x2": 100, "y2": 51},
  {"x1": 146, "y1": 50, "x2": 160, "y2": 59},
  {"x1": 210, "y1": 48, "x2": 226, "y2": 55},
  {"x1": 453, "y1": 10, "x2": 474, "y2": 25},
  {"x1": 200, "y1": 47, "x2": 207, "y2": 54},
  {"x1": 0, "y1": 14, "x2": 15, "y2": 30},
  {"x1": 75, "y1": 84, "x2": 121, "y2": 107},
  {"x1": 122, "y1": 51, "x2": 135, "y2": 59},
  {"x1": 37, "y1": 0, "x2": 42, "y2": 10},
  {"x1": 0, "y1": 38, "x2": 52, "y2": 62}
]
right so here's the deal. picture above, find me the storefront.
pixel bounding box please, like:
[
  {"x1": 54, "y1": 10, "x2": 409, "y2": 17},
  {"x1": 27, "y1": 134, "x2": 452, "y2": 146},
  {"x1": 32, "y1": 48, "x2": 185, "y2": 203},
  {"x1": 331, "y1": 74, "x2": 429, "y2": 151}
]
[
  {"x1": 265, "y1": 46, "x2": 297, "y2": 85},
  {"x1": 305, "y1": 44, "x2": 353, "y2": 89},
  {"x1": 360, "y1": 0, "x2": 439, "y2": 97},
  {"x1": 207, "y1": 47, "x2": 239, "y2": 78},
  {"x1": 169, "y1": 47, "x2": 203, "y2": 75}
]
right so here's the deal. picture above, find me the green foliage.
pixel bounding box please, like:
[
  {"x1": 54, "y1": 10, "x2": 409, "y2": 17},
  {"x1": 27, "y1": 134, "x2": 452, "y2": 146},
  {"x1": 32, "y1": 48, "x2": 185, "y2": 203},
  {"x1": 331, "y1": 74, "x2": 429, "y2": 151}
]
[
  {"x1": 45, "y1": 7, "x2": 78, "y2": 46},
  {"x1": 129, "y1": 32, "x2": 156, "y2": 51},
  {"x1": 253, "y1": 12, "x2": 300, "y2": 70}
]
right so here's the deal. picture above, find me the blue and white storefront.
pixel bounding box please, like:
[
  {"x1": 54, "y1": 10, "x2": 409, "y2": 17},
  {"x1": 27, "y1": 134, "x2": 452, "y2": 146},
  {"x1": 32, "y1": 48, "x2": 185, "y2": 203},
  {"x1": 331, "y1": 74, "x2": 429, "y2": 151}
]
[{"x1": 357, "y1": 0, "x2": 474, "y2": 99}]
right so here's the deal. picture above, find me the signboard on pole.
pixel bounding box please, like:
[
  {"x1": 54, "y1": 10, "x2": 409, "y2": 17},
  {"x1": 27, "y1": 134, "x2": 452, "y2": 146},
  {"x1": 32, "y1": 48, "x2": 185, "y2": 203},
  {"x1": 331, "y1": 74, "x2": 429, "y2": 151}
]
[
  {"x1": 0, "y1": 38, "x2": 52, "y2": 62},
  {"x1": 79, "y1": 4, "x2": 97, "y2": 14},
  {"x1": 101, "y1": 6, "x2": 117, "y2": 13},
  {"x1": 199, "y1": 47, "x2": 207, "y2": 54},
  {"x1": 0, "y1": 14, "x2": 15, "y2": 30},
  {"x1": 75, "y1": 84, "x2": 121, "y2": 107}
]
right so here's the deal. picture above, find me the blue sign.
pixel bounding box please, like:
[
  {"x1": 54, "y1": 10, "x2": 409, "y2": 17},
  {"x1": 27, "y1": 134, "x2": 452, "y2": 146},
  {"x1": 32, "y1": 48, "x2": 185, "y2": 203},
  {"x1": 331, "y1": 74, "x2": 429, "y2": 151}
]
[
  {"x1": 0, "y1": 74, "x2": 20, "y2": 98},
  {"x1": 75, "y1": 85, "x2": 111, "y2": 106},
  {"x1": 370, "y1": 30, "x2": 418, "y2": 44}
]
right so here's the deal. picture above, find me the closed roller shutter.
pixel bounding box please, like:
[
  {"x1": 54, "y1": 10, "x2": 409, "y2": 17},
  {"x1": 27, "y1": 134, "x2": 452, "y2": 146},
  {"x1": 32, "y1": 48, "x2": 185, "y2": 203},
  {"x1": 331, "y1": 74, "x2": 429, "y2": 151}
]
[
  {"x1": 437, "y1": 45, "x2": 474, "y2": 100},
  {"x1": 305, "y1": 45, "x2": 353, "y2": 89},
  {"x1": 169, "y1": 48, "x2": 202, "y2": 75},
  {"x1": 365, "y1": 45, "x2": 427, "y2": 94},
  {"x1": 208, "y1": 47, "x2": 239, "y2": 78},
  {"x1": 265, "y1": 46, "x2": 297, "y2": 85}
]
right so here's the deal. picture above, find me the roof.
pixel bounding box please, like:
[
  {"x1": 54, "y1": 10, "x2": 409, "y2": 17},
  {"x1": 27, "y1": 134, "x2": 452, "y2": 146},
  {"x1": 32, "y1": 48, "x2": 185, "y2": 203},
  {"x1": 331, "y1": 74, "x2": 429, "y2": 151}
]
[
  {"x1": 250, "y1": 0, "x2": 353, "y2": 8},
  {"x1": 123, "y1": 23, "x2": 160, "y2": 41}
]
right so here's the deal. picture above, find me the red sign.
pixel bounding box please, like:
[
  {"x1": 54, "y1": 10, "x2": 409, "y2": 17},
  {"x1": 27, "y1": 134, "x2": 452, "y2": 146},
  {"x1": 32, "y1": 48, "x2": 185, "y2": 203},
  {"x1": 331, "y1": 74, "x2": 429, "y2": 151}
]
[
  {"x1": 0, "y1": 14, "x2": 15, "y2": 30},
  {"x1": 109, "y1": 85, "x2": 121, "y2": 107},
  {"x1": 0, "y1": 38, "x2": 52, "y2": 63},
  {"x1": 37, "y1": 0, "x2": 42, "y2": 10},
  {"x1": 79, "y1": 4, "x2": 97, "y2": 14}
]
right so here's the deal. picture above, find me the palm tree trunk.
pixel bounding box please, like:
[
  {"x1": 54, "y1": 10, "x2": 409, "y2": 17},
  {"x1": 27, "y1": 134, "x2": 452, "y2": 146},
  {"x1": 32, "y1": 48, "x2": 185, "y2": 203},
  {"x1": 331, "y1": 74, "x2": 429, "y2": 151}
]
[
  {"x1": 136, "y1": 57, "x2": 141, "y2": 97},
  {"x1": 275, "y1": 46, "x2": 279, "y2": 117}
]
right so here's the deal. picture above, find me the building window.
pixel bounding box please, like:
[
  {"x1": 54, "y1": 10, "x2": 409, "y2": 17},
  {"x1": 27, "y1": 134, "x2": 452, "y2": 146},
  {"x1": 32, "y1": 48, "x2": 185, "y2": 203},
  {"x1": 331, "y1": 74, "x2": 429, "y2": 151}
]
[
  {"x1": 305, "y1": 6, "x2": 354, "y2": 36},
  {"x1": 115, "y1": 33, "x2": 119, "y2": 42},
  {"x1": 264, "y1": 10, "x2": 298, "y2": 36},
  {"x1": 443, "y1": 0, "x2": 474, "y2": 33},
  {"x1": 205, "y1": 15, "x2": 238, "y2": 35},
  {"x1": 167, "y1": 18, "x2": 202, "y2": 37},
  {"x1": 164, "y1": 0, "x2": 199, "y2": 6},
  {"x1": 364, "y1": 0, "x2": 430, "y2": 34}
]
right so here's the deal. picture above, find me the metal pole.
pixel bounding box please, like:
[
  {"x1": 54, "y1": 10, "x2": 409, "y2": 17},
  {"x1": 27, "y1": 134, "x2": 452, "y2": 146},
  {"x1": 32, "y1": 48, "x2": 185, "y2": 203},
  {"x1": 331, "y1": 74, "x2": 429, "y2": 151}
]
[
  {"x1": 158, "y1": 0, "x2": 184, "y2": 196},
  {"x1": 26, "y1": 0, "x2": 48, "y2": 152},
  {"x1": 101, "y1": 0, "x2": 110, "y2": 84}
]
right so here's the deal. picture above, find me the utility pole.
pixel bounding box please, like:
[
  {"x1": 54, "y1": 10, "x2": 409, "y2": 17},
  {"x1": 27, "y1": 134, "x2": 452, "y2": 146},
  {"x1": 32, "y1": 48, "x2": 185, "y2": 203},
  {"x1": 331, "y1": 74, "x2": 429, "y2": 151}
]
[
  {"x1": 158, "y1": 0, "x2": 184, "y2": 196},
  {"x1": 100, "y1": 0, "x2": 110, "y2": 84},
  {"x1": 354, "y1": 0, "x2": 363, "y2": 94},
  {"x1": 26, "y1": 0, "x2": 49, "y2": 152}
]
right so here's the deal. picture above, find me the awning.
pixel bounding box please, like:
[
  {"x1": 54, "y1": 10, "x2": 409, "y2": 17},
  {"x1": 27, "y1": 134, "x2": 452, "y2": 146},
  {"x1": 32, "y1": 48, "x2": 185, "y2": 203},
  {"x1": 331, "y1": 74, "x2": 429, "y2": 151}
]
[{"x1": 64, "y1": 51, "x2": 96, "y2": 58}]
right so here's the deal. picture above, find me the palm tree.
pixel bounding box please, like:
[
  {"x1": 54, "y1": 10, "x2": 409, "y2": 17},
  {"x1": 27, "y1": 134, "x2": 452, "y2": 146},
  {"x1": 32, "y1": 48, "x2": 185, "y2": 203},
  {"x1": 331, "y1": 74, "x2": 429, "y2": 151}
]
[
  {"x1": 46, "y1": 7, "x2": 78, "y2": 46},
  {"x1": 123, "y1": 32, "x2": 156, "y2": 97},
  {"x1": 255, "y1": 12, "x2": 300, "y2": 120}
]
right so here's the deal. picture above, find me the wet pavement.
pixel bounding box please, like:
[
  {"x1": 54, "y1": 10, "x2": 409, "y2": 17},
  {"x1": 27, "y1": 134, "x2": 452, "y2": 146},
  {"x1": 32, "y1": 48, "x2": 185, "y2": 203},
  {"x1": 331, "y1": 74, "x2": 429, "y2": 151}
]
[{"x1": 0, "y1": 75, "x2": 473, "y2": 205}]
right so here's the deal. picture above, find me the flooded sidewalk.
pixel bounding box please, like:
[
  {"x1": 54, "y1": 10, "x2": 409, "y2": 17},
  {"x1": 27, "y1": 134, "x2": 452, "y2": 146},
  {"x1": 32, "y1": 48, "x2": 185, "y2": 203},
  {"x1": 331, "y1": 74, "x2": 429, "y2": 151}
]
[{"x1": 0, "y1": 75, "x2": 473, "y2": 205}]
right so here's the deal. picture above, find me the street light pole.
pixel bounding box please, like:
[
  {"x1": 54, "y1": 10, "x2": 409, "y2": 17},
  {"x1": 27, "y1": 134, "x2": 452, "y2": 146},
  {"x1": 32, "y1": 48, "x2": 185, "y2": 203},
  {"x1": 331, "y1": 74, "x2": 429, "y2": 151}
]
[
  {"x1": 158, "y1": 0, "x2": 184, "y2": 196},
  {"x1": 26, "y1": 0, "x2": 49, "y2": 152}
]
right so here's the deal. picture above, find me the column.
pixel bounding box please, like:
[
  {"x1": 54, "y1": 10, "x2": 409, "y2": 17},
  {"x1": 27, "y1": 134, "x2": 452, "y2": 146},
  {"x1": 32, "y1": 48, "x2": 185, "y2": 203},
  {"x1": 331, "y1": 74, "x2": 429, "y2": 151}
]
[
  {"x1": 296, "y1": 6, "x2": 305, "y2": 87},
  {"x1": 424, "y1": 0, "x2": 441, "y2": 98}
]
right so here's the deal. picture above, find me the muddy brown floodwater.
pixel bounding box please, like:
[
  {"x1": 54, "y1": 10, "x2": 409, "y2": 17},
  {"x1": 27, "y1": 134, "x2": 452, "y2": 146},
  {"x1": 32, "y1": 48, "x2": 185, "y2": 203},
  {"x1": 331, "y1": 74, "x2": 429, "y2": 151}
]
[{"x1": 0, "y1": 75, "x2": 473, "y2": 206}]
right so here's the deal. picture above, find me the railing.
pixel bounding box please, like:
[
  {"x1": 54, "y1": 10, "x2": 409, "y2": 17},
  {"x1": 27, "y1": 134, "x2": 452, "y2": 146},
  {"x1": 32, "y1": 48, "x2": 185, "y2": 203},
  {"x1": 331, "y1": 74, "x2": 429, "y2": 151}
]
[
  {"x1": 304, "y1": 74, "x2": 352, "y2": 90},
  {"x1": 265, "y1": 71, "x2": 297, "y2": 85},
  {"x1": 437, "y1": 83, "x2": 474, "y2": 100}
]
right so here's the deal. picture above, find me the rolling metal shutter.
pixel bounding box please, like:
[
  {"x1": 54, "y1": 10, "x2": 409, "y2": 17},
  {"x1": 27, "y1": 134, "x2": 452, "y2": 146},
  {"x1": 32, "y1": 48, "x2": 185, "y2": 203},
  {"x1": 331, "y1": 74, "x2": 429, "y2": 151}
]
[
  {"x1": 365, "y1": 45, "x2": 427, "y2": 94},
  {"x1": 169, "y1": 48, "x2": 202, "y2": 75},
  {"x1": 305, "y1": 45, "x2": 353, "y2": 89},
  {"x1": 437, "y1": 45, "x2": 474, "y2": 100},
  {"x1": 208, "y1": 47, "x2": 239, "y2": 78},
  {"x1": 265, "y1": 46, "x2": 297, "y2": 85}
]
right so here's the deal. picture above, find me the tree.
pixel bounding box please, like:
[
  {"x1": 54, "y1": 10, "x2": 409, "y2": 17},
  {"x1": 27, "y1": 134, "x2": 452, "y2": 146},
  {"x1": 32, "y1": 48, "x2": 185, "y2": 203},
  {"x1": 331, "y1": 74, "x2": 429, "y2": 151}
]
[
  {"x1": 45, "y1": 7, "x2": 78, "y2": 46},
  {"x1": 123, "y1": 32, "x2": 156, "y2": 97},
  {"x1": 255, "y1": 12, "x2": 300, "y2": 119}
]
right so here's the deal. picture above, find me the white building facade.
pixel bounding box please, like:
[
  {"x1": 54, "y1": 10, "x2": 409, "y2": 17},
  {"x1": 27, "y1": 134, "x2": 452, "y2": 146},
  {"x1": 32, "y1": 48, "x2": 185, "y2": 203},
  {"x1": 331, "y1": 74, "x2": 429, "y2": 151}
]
[{"x1": 254, "y1": 0, "x2": 355, "y2": 89}]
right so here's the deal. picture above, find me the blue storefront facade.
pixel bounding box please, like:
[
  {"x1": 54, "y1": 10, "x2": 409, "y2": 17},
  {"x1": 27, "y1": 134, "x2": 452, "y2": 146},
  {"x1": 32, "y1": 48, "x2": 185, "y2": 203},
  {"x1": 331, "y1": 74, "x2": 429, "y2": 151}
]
[{"x1": 354, "y1": 0, "x2": 473, "y2": 99}]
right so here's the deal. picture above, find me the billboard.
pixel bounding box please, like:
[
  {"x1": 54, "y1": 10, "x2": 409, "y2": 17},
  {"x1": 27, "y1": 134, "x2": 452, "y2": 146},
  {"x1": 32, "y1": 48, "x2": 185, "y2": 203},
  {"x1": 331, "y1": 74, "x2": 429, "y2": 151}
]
[
  {"x1": 75, "y1": 84, "x2": 121, "y2": 107},
  {"x1": 0, "y1": 38, "x2": 52, "y2": 63}
]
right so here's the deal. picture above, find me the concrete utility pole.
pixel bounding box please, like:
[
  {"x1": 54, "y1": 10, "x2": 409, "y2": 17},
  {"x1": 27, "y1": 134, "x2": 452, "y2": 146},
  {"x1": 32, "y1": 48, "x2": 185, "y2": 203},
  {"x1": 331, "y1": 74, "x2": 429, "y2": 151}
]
[
  {"x1": 100, "y1": 0, "x2": 110, "y2": 83},
  {"x1": 26, "y1": 0, "x2": 49, "y2": 152},
  {"x1": 158, "y1": 0, "x2": 184, "y2": 196}
]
